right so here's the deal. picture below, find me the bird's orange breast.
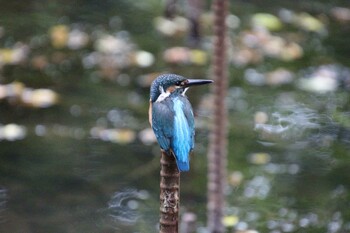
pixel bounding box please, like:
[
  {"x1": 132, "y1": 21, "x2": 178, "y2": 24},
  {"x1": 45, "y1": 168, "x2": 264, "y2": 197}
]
[{"x1": 148, "y1": 101, "x2": 152, "y2": 127}]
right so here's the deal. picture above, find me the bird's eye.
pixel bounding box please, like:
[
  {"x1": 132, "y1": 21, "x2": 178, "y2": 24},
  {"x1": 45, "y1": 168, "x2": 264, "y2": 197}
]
[{"x1": 175, "y1": 81, "x2": 182, "y2": 86}]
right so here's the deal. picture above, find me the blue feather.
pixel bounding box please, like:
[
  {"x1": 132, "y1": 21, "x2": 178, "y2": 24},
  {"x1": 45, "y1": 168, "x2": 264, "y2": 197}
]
[
  {"x1": 152, "y1": 100, "x2": 174, "y2": 151},
  {"x1": 171, "y1": 97, "x2": 194, "y2": 171}
]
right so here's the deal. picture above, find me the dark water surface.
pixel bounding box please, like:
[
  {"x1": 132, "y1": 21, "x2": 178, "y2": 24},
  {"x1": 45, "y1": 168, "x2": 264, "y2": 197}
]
[{"x1": 0, "y1": 1, "x2": 350, "y2": 232}]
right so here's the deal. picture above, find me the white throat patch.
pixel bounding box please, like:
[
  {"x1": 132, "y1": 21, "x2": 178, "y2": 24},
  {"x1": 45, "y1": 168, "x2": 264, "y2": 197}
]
[
  {"x1": 182, "y1": 87, "x2": 189, "y2": 96},
  {"x1": 156, "y1": 86, "x2": 170, "y2": 102}
]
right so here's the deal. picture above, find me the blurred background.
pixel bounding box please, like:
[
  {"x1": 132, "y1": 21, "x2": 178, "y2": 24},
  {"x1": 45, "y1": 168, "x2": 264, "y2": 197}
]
[{"x1": 0, "y1": 0, "x2": 350, "y2": 232}]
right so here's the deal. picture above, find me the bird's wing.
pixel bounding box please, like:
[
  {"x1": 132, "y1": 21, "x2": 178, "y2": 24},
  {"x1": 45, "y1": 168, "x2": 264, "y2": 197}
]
[
  {"x1": 171, "y1": 96, "x2": 194, "y2": 171},
  {"x1": 152, "y1": 101, "x2": 174, "y2": 151},
  {"x1": 181, "y1": 97, "x2": 195, "y2": 150}
]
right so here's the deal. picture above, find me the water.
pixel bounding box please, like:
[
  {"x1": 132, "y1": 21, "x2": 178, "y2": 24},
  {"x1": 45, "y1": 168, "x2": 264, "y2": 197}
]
[{"x1": 0, "y1": 0, "x2": 350, "y2": 232}]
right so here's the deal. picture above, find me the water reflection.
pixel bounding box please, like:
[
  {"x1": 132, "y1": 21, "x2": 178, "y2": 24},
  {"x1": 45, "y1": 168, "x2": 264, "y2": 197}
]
[
  {"x1": 298, "y1": 64, "x2": 350, "y2": 93},
  {"x1": 0, "y1": 0, "x2": 349, "y2": 232},
  {"x1": 0, "y1": 82, "x2": 58, "y2": 108},
  {"x1": 0, "y1": 124, "x2": 26, "y2": 141},
  {"x1": 255, "y1": 103, "x2": 320, "y2": 143},
  {"x1": 243, "y1": 176, "x2": 271, "y2": 200},
  {"x1": 103, "y1": 189, "x2": 157, "y2": 232},
  {"x1": 107, "y1": 189, "x2": 147, "y2": 225},
  {"x1": 0, "y1": 188, "x2": 6, "y2": 223}
]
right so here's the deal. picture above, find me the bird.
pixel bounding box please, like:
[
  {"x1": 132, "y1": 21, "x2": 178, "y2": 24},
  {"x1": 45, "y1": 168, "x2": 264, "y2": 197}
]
[{"x1": 149, "y1": 74, "x2": 213, "y2": 172}]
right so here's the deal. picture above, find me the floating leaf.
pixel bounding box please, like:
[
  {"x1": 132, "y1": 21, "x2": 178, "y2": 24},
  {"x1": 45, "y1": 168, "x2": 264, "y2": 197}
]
[
  {"x1": 50, "y1": 25, "x2": 69, "y2": 48},
  {"x1": 222, "y1": 215, "x2": 239, "y2": 227},
  {"x1": 252, "y1": 13, "x2": 283, "y2": 31}
]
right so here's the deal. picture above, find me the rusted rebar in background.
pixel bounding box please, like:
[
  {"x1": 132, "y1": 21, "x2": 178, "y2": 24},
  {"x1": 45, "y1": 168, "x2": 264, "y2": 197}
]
[
  {"x1": 186, "y1": 0, "x2": 203, "y2": 47},
  {"x1": 207, "y1": 0, "x2": 229, "y2": 232},
  {"x1": 164, "y1": 0, "x2": 177, "y2": 18},
  {"x1": 159, "y1": 150, "x2": 180, "y2": 233}
]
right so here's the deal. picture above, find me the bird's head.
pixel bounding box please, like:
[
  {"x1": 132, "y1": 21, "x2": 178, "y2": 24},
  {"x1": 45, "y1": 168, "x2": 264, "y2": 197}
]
[{"x1": 150, "y1": 74, "x2": 213, "y2": 103}]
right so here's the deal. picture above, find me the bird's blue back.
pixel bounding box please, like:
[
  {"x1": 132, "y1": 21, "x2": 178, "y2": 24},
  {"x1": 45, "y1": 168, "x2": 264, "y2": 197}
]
[{"x1": 152, "y1": 92, "x2": 195, "y2": 172}]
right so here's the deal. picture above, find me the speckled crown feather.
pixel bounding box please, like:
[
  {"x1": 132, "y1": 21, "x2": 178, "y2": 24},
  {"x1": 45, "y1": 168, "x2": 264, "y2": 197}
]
[{"x1": 150, "y1": 74, "x2": 186, "y2": 102}]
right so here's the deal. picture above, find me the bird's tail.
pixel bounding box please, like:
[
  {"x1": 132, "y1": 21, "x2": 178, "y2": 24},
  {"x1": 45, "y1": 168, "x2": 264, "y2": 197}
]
[
  {"x1": 170, "y1": 150, "x2": 189, "y2": 172},
  {"x1": 177, "y1": 160, "x2": 190, "y2": 172}
]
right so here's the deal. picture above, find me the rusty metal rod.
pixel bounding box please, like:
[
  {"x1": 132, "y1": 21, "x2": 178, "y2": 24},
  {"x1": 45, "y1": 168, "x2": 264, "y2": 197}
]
[
  {"x1": 159, "y1": 150, "x2": 180, "y2": 233},
  {"x1": 207, "y1": 0, "x2": 229, "y2": 232}
]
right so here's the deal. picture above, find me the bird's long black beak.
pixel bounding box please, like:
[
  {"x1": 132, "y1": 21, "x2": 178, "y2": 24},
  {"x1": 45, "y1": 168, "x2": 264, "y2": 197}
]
[{"x1": 183, "y1": 79, "x2": 213, "y2": 87}]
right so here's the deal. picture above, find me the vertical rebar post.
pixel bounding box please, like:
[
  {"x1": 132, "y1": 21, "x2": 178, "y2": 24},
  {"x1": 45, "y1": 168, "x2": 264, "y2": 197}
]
[
  {"x1": 186, "y1": 0, "x2": 203, "y2": 47},
  {"x1": 159, "y1": 150, "x2": 180, "y2": 233},
  {"x1": 164, "y1": 0, "x2": 178, "y2": 19},
  {"x1": 207, "y1": 0, "x2": 229, "y2": 232}
]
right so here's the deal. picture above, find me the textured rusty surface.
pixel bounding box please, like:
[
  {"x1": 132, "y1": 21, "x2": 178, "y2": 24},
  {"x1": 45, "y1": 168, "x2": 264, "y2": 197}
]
[
  {"x1": 186, "y1": 0, "x2": 203, "y2": 47},
  {"x1": 164, "y1": 0, "x2": 177, "y2": 18},
  {"x1": 159, "y1": 150, "x2": 180, "y2": 233},
  {"x1": 207, "y1": 0, "x2": 229, "y2": 232}
]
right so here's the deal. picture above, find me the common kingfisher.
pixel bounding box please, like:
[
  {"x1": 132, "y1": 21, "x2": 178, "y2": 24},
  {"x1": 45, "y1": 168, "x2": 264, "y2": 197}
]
[{"x1": 149, "y1": 74, "x2": 213, "y2": 172}]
